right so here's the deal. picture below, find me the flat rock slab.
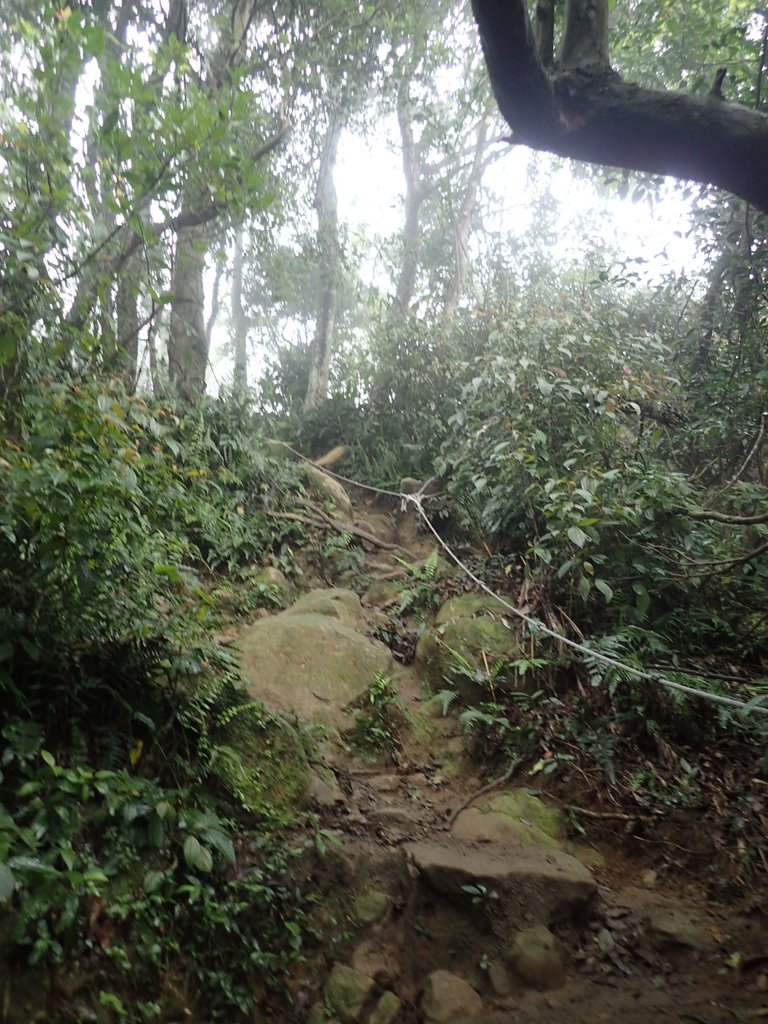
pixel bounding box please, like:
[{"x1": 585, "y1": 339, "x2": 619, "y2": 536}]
[{"x1": 406, "y1": 838, "x2": 596, "y2": 925}]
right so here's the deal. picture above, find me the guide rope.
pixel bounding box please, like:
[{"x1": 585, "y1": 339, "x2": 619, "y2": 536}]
[{"x1": 284, "y1": 444, "x2": 768, "y2": 719}]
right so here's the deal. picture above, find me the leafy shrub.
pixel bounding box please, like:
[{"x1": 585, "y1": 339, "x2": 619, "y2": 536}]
[
  {"x1": 349, "y1": 674, "x2": 408, "y2": 757},
  {"x1": 0, "y1": 719, "x2": 308, "y2": 1020},
  {"x1": 438, "y1": 301, "x2": 768, "y2": 658}
]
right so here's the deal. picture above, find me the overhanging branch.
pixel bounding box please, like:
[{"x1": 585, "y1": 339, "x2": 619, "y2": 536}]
[{"x1": 471, "y1": 0, "x2": 768, "y2": 213}]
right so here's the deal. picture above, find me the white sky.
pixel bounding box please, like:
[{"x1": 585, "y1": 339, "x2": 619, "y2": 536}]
[
  {"x1": 208, "y1": 128, "x2": 705, "y2": 389},
  {"x1": 334, "y1": 127, "x2": 703, "y2": 287}
]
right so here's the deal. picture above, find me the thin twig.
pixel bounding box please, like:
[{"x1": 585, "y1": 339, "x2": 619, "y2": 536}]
[
  {"x1": 563, "y1": 805, "x2": 643, "y2": 822},
  {"x1": 447, "y1": 757, "x2": 523, "y2": 827}
]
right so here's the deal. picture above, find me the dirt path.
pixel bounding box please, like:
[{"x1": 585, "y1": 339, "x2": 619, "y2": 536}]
[{"x1": 245, "y1": 486, "x2": 768, "y2": 1023}]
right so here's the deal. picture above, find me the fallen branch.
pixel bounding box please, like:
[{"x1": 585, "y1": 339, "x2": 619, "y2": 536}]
[
  {"x1": 563, "y1": 805, "x2": 643, "y2": 822},
  {"x1": 266, "y1": 510, "x2": 328, "y2": 530},
  {"x1": 272, "y1": 502, "x2": 413, "y2": 555},
  {"x1": 447, "y1": 757, "x2": 523, "y2": 827}
]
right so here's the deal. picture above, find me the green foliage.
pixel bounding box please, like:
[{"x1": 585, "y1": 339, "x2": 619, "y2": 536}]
[
  {"x1": 322, "y1": 529, "x2": 366, "y2": 579},
  {"x1": 460, "y1": 882, "x2": 499, "y2": 907},
  {"x1": 264, "y1": 314, "x2": 477, "y2": 488},
  {"x1": 395, "y1": 547, "x2": 441, "y2": 616},
  {"x1": 0, "y1": 720, "x2": 307, "y2": 1020},
  {"x1": 349, "y1": 674, "x2": 408, "y2": 757},
  {"x1": 439, "y1": 281, "x2": 768, "y2": 660},
  {"x1": 0, "y1": 375, "x2": 316, "y2": 1017},
  {"x1": 0, "y1": 379, "x2": 305, "y2": 718}
]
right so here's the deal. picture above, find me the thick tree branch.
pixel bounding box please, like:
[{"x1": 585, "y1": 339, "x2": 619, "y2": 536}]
[
  {"x1": 683, "y1": 506, "x2": 768, "y2": 526},
  {"x1": 471, "y1": 0, "x2": 768, "y2": 213}
]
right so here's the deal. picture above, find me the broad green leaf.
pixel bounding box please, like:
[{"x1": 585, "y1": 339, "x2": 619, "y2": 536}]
[
  {"x1": 143, "y1": 869, "x2": 165, "y2": 893},
  {"x1": 183, "y1": 835, "x2": 213, "y2": 873},
  {"x1": 567, "y1": 526, "x2": 588, "y2": 548},
  {"x1": 0, "y1": 863, "x2": 15, "y2": 902},
  {"x1": 203, "y1": 829, "x2": 235, "y2": 865},
  {"x1": 633, "y1": 583, "x2": 650, "y2": 617},
  {"x1": 595, "y1": 579, "x2": 614, "y2": 603}
]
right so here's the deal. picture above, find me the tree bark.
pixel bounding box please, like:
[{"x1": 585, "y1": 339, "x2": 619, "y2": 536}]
[
  {"x1": 442, "y1": 108, "x2": 493, "y2": 336},
  {"x1": 392, "y1": 78, "x2": 435, "y2": 313},
  {"x1": 560, "y1": 0, "x2": 610, "y2": 69},
  {"x1": 168, "y1": 224, "x2": 208, "y2": 400},
  {"x1": 471, "y1": 0, "x2": 768, "y2": 213},
  {"x1": 534, "y1": 0, "x2": 555, "y2": 67},
  {"x1": 304, "y1": 109, "x2": 345, "y2": 410},
  {"x1": 232, "y1": 226, "x2": 248, "y2": 390},
  {"x1": 114, "y1": 250, "x2": 140, "y2": 390}
]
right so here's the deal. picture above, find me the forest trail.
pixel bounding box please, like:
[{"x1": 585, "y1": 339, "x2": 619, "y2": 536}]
[{"x1": 237, "y1": 474, "x2": 768, "y2": 1024}]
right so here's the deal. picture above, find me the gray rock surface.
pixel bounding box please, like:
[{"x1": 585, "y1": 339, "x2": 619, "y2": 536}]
[
  {"x1": 420, "y1": 970, "x2": 482, "y2": 1023},
  {"x1": 406, "y1": 838, "x2": 596, "y2": 926},
  {"x1": 507, "y1": 924, "x2": 566, "y2": 989}
]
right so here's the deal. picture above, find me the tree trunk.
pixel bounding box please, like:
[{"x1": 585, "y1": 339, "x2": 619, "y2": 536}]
[
  {"x1": 232, "y1": 227, "x2": 248, "y2": 390},
  {"x1": 304, "y1": 109, "x2": 345, "y2": 410},
  {"x1": 442, "y1": 108, "x2": 492, "y2": 336},
  {"x1": 471, "y1": 0, "x2": 768, "y2": 213},
  {"x1": 392, "y1": 78, "x2": 433, "y2": 313},
  {"x1": 115, "y1": 250, "x2": 140, "y2": 390},
  {"x1": 148, "y1": 319, "x2": 161, "y2": 395},
  {"x1": 168, "y1": 224, "x2": 208, "y2": 400}
]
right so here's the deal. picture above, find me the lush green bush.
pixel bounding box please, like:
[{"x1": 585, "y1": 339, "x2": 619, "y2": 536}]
[
  {"x1": 0, "y1": 379, "x2": 305, "y2": 704},
  {"x1": 0, "y1": 377, "x2": 313, "y2": 1018},
  {"x1": 0, "y1": 718, "x2": 307, "y2": 1021},
  {"x1": 438, "y1": 297, "x2": 768, "y2": 658}
]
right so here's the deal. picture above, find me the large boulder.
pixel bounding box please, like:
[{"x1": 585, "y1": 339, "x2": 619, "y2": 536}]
[
  {"x1": 284, "y1": 587, "x2": 365, "y2": 627},
  {"x1": 238, "y1": 589, "x2": 395, "y2": 733},
  {"x1": 452, "y1": 790, "x2": 565, "y2": 850},
  {"x1": 416, "y1": 594, "x2": 524, "y2": 700},
  {"x1": 406, "y1": 838, "x2": 596, "y2": 932}
]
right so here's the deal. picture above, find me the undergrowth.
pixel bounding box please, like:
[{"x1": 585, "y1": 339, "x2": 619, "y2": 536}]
[
  {"x1": 0, "y1": 378, "x2": 314, "y2": 1021},
  {"x1": 435, "y1": 622, "x2": 768, "y2": 887}
]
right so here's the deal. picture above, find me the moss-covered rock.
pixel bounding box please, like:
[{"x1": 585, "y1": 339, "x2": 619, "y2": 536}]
[
  {"x1": 324, "y1": 963, "x2": 376, "y2": 1023},
  {"x1": 210, "y1": 708, "x2": 310, "y2": 816},
  {"x1": 239, "y1": 596, "x2": 395, "y2": 734},
  {"x1": 450, "y1": 786, "x2": 565, "y2": 851},
  {"x1": 285, "y1": 587, "x2": 365, "y2": 627},
  {"x1": 434, "y1": 594, "x2": 506, "y2": 625},
  {"x1": 369, "y1": 991, "x2": 402, "y2": 1024},
  {"x1": 362, "y1": 579, "x2": 404, "y2": 609},
  {"x1": 416, "y1": 616, "x2": 522, "y2": 701},
  {"x1": 352, "y1": 889, "x2": 392, "y2": 926}
]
